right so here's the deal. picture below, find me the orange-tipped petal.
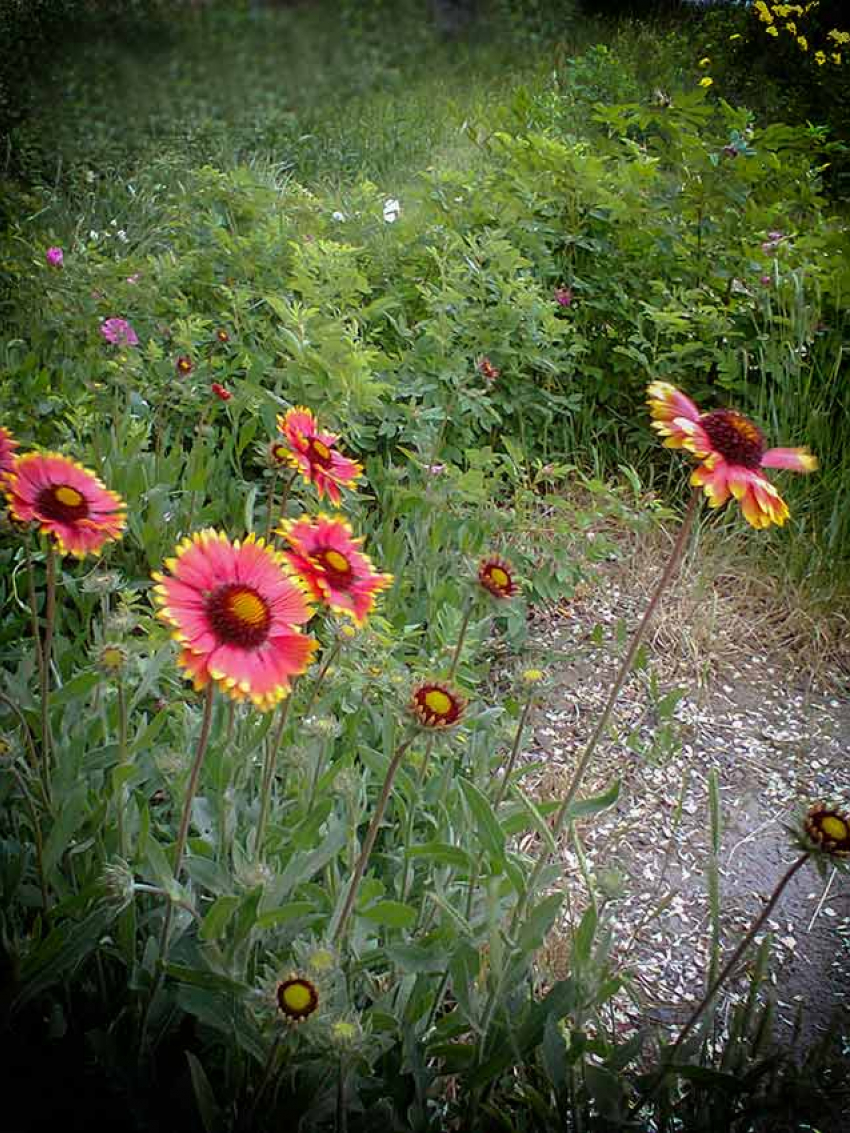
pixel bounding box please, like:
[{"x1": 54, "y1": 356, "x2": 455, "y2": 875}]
[{"x1": 761, "y1": 447, "x2": 818, "y2": 472}]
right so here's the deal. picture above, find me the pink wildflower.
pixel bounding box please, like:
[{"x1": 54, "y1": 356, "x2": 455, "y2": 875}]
[
  {"x1": 101, "y1": 318, "x2": 139, "y2": 347},
  {"x1": 554, "y1": 286, "x2": 573, "y2": 308},
  {"x1": 46, "y1": 247, "x2": 64, "y2": 267}
]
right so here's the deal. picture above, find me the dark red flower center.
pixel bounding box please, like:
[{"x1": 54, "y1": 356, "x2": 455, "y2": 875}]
[
  {"x1": 206, "y1": 583, "x2": 270, "y2": 648},
  {"x1": 700, "y1": 409, "x2": 765, "y2": 469},
  {"x1": 479, "y1": 559, "x2": 517, "y2": 599},
  {"x1": 276, "y1": 977, "x2": 319, "y2": 1020},
  {"x1": 412, "y1": 683, "x2": 464, "y2": 727},
  {"x1": 306, "y1": 437, "x2": 333, "y2": 468},
  {"x1": 37, "y1": 484, "x2": 90, "y2": 523},
  {"x1": 315, "y1": 548, "x2": 353, "y2": 587}
]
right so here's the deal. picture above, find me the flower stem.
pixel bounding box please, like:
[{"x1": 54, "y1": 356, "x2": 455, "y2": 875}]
[
  {"x1": 139, "y1": 684, "x2": 215, "y2": 1054},
  {"x1": 514, "y1": 489, "x2": 700, "y2": 925},
  {"x1": 263, "y1": 469, "x2": 279, "y2": 543},
  {"x1": 331, "y1": 735, "x2": 411, "y2": 944},
  {"x1": 9, "y1": 763, "x2": 50, "y2": 923},
  {"x1": 494, "y1": 693, "x2": 534, "y2": 810},
  {"x1": 41, "y1": 544, "x2": 56, "y2": 774},
  {"x1": 448, "y1": 597, "x2": 475, "y2": 681},
  {"x1": 255, "y1": 692, "x2": 294, "y2": 859},
  {"x1": 669, "y1": 851, "x2": 810, "y2": 1058},
  {"x1": 116, "y1": 676, "x2": 129, "y2": 859},
  {"x1": 301, "y1": 636, "x2": 341, "y2": 720}
]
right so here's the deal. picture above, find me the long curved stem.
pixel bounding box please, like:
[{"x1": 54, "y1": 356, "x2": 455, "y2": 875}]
[
  {"x1": 255, "y1": 693, "x2": 294, "y2": 859},
  {"x1": 332, "y1": 736, "x2": 411, "y2": 943},
  {"x1": 40, "y1": 545, "x2": 56, "y2": 793},
  {"x1": 448, "y1": 598, "x2": 475, "y2": 681},
  {"x1": 494, "y1": 693, "x2": 534, "y2": 810},
  {"x1": 139, "y1": 685, "x2": 215, "y2": 1054},
  {"x1": 10, "y1": 764, "x2": 50, "y2": 923},
  {"x1": 116, "y1": 676, "x2": 129, "y2": 858},
  {"x1": 515, "y1": 489, "x2": 700, "y2": 925}
]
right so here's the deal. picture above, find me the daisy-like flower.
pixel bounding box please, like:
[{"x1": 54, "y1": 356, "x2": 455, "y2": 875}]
[
  {"x1": 478, "y1": 555, "x2": 520, "y2": 599},
  {"x1": 410, "y1": 681, "x2": 467, "y2": 729},
  {"x1": 269, "y1": 440, "x2": 290, "y2": 468},
  {"x1": 279, "y1": 514, "x2": 392, "y2": 627},
  {"x1": 216, "y1": 328, "x2": 230, "y2": 343},
  {"x1": 5, "y1": 452, "x2": 127, "y2": 557},
  {"x1": 804, "y1": 803, "x2": 850, "y2": 858},
  {"x1": 647, "y1": 381, "x2": 817, "y2": 529},
  {"x1": 176, "y1": 355, "x2": 193, "y2": 376},
  {"x1": 152, "y1": 530, "x2": 318, "y2": 710},
  {"x1": 276, "y1": 975, "x2": 320, "y2": 1022},
  {"x1": 276, "y1": 407, "x2": 362, "y2": 506},
  {"x1": 100, "y1": 318, "x2": 138, "y2": 347},
  {"x1": 478, "y1": 357, "x2": 500, "y2": 383},
  {"x1": 0, "y1": 426, "x2": 19, "y2": 477}
]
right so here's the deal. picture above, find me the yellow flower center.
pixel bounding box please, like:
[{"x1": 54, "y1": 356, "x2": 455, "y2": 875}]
[
  {"x1": 282, "y1": 982, "x2": 313, "y2": 1012},
  {"x1": 821, "y1": 815, "x2": 848, "y2": 840},
  {"x1": 55, "y1": 486, "x2": 84, "y2": 508},
  {"x1": 228, "y1": 589, "x2": 268, "y2": 628},
  {"x1": 424, "y1": 689, "x2": 452, "y2": 715},
  {"x1": 324, "y1": 550, "x2": 349, "y2": 573},
  {"x1": 101, "y1": 646, "x2": 125, "y2": 671},
  {"x1": 489, "y1": 567, "x2": 509, "y2": 588}
]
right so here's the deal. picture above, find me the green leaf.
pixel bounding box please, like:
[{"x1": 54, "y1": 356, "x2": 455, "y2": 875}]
[
  {"x1": 14, "y1": 906, "x2": 116, "y2": 1010},
  {"x1": 199, "y1": 895, "x2": 240, "y2": 942},
  {"x1": 360, "y1": 900, "x2": 417, "y2": 929},
  {"x1": 387, "y1": 942, "x2": 449, "y2": 973},
  {"x1": 459, "y1": 779, "x2": 505, "y2": 864},
  {"x1": 186, "y1": 1051, "x2": 224, "y2": 1133},
  {"x1": 254, "y1": 901, "x2": 318, "y2": 930},
  {"x1": 564, "y1": 779, "x2": 620, "y2": 820},
  {"x1": 517, "y1": 892, "x2": 564, "y2": 953},
  {"x1": 573, "y1": 905, "x2": 597, "y2": 966},
  {"x1": 43, "y1": 787, "x2": 89, "y2": 873},
  {"x1": 50, "y1": 670, "x2": 100, "y2": 707},
  {"x1": 406, "y1": 842, "x2": 472, "y2": 870}
]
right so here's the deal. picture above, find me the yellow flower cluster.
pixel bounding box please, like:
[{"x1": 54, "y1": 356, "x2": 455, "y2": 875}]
[{"x1": 753, "y1": 1, "x2": 846, "y2": 63}]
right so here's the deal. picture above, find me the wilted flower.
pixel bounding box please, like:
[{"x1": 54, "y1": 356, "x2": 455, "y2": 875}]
[
  {"x1": 211, "y1": 382, "x2": 232, "y2": 402},
  {"x1": 176, "y1": 355, "x2": 193, "y2": 376},
  {"x1": 4, "y1": 452, "x2": 127, "y2": 557},
  {"x1": 478, "y1": 555, "x2": 520, "y2": 600},
  {"x1": 803, "y1": 803, "x2": 850, "y2": 858},
  {"x1": 81, "y1": 569, "x2": 122, "y2": 594},
  {"x1": 46, "y1": 246, "x2": 64, "y2": 267},
  {"x1": 102, "y1": 859, "x2": 136, "y2": 912},
  {"x1": 100, "y1": 318, "x2": 139, "y2": 347},
  {"x1": 647, "y1": 381, "x2": 817, "y2": 528},
  {"x1": 426, "y1": 463, "x2": 445, "y2": 477},
  {"x1": 698, "y1": 56, "x2": 711, "y2": 67},
  {"x1": 216, "y1": 328, "x2": 230, "y2": 343},
  {"x1": 331, "y1": 210, "x2": 346, "y2": 222},
  {"x1": 760, "y1": 274, "x2": 772, "y2": 285},
  {"x1": 383, "y1": 198, "x2": 401, "y2": 223},
  {"x1": 126, "y1": 273, "x2": 140, "y2": 285},
  {"x1": 152, "y1": 530, "x2": 318, "y2": 711},
  {"x1": 410, "y1": 681, "x2": 467, "y2": 729},
  {"x1": 478, "y1": 357, "x2": 500, "y2": 383}
]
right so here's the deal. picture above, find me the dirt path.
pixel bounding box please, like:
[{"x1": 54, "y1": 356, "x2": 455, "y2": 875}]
[{"x1": 520, "y1": 546, "x2": 850, "y2": 1054}]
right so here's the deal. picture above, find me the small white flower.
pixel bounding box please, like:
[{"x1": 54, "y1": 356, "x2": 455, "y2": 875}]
[
  {"x1": 383, "y1": 198, "x2": 401, "y2": 223},
  {"x1": 331, "y1": 210, "x2": 346, "y2": 222},
  {"x1": 85, "y1": 170, "x2": 96, "y2": 184},
  {"x1": 117, "y1": 229, "x2": 128, "y2": 243},
  {"x1": 89, "y1": 229, "x2": 99, "y2": 242}
]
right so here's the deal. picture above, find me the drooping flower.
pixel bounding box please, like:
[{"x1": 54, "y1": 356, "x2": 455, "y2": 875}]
[
  {"x1": 478, "y1": 357, "x2": 500, "y2": 383},
  {"x1": 100, "y1": 318, "x2": 139, "y2": 347},
  {"x1": 647, "y1": 381, "x2": 817, "y2": 528},
  {"x1": 216, "y1": 328, "x2": 230, "y2": 343},
  {"x1": 99, "y1": 643, "x2": 128, "y2": 674},
  {"x1": 176, "y1": 355, "x2": 193, "y2": 376},
  {"x1": 46, "y1": 246, "x2": 64, "y2": 267},
  {"x1": 279, "y1": 514, "x2": 392, "y2": 627},
  {"x1": 5, "y1": 452, "x2": 127, "y2": 557},
  {"x1": 211, "y1": 383, "x2": 232, "y2": 402},
  {"x1": 410, "y1": 681, "x2": 467, "y2": 729},
  {"x1": 269, "y1": 440, "x2": 290, "y2": 467},
  {"x1": 803, "y1": 803, "x2": 850, "y2": 858},
  {"x1": 0, "y1": 426, "x2": 19, "y2": 477},
  {"x1": 152, "y1": 530, "x2": 317, "y2": 710},
  {"x1": 554, "y1": 286, "x2": 573, "y2": 308},
  {"x1": 276, "y1": 407, "x2": 362, "y2": 505},
  {"x1": 478, "y1": 555, "x2": 520, "y2": 600},
  {"x1": 276, "y1": 974, "x2": 320, "y2": 1022}
]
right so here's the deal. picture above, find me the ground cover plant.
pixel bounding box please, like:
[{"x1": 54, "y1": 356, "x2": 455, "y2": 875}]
[{"x1": 1, "y1": 1, "x2": 849, "y2": 1130}]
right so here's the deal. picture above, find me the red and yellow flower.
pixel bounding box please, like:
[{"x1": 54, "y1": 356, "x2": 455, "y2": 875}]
[
  {"x1": 478, "y1": 555, "x2": 519, "y2": 599},
  {"x1": 275, "y1": 975, "x2": 320, "y2": 1022},
  {"x1": 4, "y1": 452, "x2": 126, "y2": 557},
  {"x1": 0, "y1": 426, "x2": 18, "y2": 478},
  {"x1": 410, "y1": 681, "x2": 467, "y2": 729},
  {"x1": 647, "y1": 381, "x2": 817, "y2": 529},
  {"x1": 279, "y1": 514, "x2": 392, "y2": 627},
  {"x1": 152, "y1": 530, "x2": 318, "y2": 710},
  {"x1": 804, "y1": 802, "x2": 850, "y2": 858},
  {"x1": 276, "y1": 406, "x2": 362, "y2": 506}
]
